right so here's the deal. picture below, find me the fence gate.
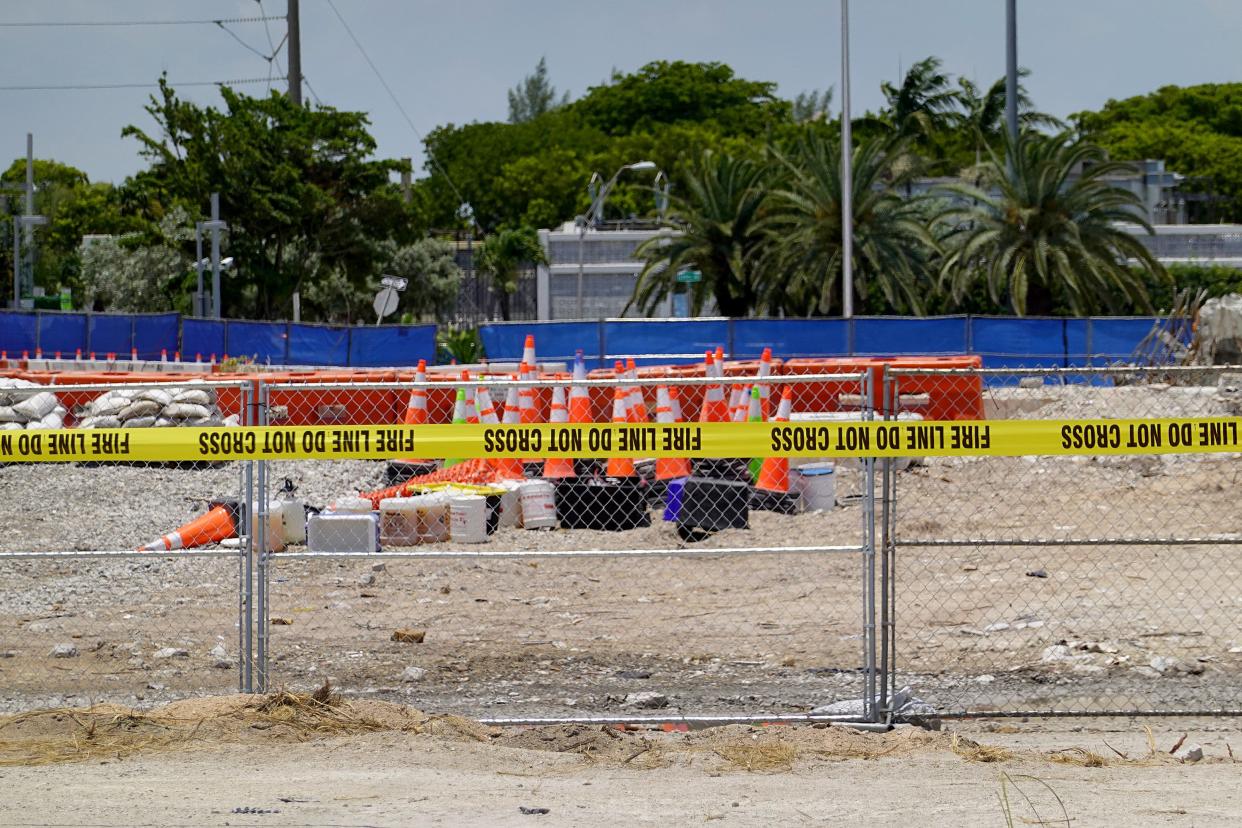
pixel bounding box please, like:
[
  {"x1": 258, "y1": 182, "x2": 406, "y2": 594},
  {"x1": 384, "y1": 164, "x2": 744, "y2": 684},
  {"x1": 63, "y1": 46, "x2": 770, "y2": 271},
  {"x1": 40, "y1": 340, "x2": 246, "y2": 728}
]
[
  {"x1": 253, "y1": 372, "x2": 880, "y2": 724},
  {"x1": 880, "y1": 365, "x2": 1242, "y2": 719},
  {"x1": 0, "y1": 380, "x2": 256, "y2": 713}
]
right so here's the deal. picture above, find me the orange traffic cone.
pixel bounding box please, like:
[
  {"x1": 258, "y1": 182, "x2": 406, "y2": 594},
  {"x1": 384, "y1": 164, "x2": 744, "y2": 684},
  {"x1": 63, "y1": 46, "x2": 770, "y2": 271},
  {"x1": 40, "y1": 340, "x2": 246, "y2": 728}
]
[
  {"x1": 543, "y1": 386, "x2": 575, "y2": 478},
  {"x1": 476, "y1": 387, "x2": 500, "y2": 425},
  {"x1": 461, "y1": 370, "x2": 479, "y2": 424},
  {"x1": 756, "y1": 387, "x2": 793, "y2": 494},
  {"x1": 605, "y1": 387, "x2": 636, "y2": 477},
  {"x1": 138, "y1": 503, "x2": 238, "y2": 551},
  {"x1": 397, "y1": 359, "x2": 430, "y2": 463},
  {"x1": 655, "y1": 385, "x2": 691, "y2": 480},
  {"x1": 568, "y1": 350, "x2": 592, "y2": 423},
  {"x1": 626, "y1": 358, "x2": 645, "y2": 423},
  {"x1": 521, "y1": 334, "x2": 536, "y2": 372},
  {"x1": 518, "y1": 362, "x2": 538, "y2": 424},
  {"x1": 700, "y1": 370, "x2": 730, "y2": 423},
  {"x1": 493, "y1": 386, "x2": 525, "y2": 480},
  {"x1": 729, "y1": 384, "x2": 746, "y2": 422}
]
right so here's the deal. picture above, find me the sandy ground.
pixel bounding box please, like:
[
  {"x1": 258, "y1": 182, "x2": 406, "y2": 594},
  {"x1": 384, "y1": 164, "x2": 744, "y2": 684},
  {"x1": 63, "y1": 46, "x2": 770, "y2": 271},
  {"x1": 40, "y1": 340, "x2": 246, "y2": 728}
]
[{"x1": 0, "y1": 696, "x2": 1239, "y2": 827}]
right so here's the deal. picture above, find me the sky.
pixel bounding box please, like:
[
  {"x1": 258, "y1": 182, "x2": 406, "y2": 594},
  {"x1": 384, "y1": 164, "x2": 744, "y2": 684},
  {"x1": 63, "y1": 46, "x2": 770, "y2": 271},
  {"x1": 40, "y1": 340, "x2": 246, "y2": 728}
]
[{"x1": 1, "y1": 0, "x2": 1240, "y2": 186}]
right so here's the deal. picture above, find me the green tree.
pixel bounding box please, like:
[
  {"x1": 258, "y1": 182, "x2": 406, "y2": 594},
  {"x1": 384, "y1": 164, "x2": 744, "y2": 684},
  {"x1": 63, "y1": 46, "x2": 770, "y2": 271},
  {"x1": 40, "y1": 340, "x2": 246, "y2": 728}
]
[
  {"x1": 763, "y1": 132, "x2": 936, "y2": 316},
  {"x1": 383, "y1": 237, "x2": 462, "y2": 321},
  {"x1": 630, "y1": 151, "x2": 773, "y2": 317},
  {"x1": 792, "y1": 88, "x2": 834, "y2": 123},
  {"x1": 936, "y1": 132, "x2": 1167, "y2": 315},
  {"x1": 78, "y1": 206, "x2": 193, "y2": 312},
  {"x1": 477, "y1": 227, "x2": 546, "y2": 320},
  {"x1": 121, "y1": 78, "x2": 406, "y2": 319},
  {"x1": 1075, "y1": 83, "x2": 1242, "y2": 221},
  {"x1": 879, "y1": 57, "x2": 961, "y2": 141},
  {"x1": 571, "y1": 61, "x2": 790, "y2": 137},
  {"x1": 954, "y1": 71, "x2": 1062, "y2": 169},
  {"x1": 508, "y1": 57, "x2": 569, "y2": 124}
]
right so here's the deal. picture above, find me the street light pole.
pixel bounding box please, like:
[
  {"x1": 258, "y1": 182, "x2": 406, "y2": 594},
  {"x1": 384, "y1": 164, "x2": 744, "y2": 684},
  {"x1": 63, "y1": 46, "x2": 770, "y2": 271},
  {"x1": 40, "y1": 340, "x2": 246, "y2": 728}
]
[
  {"x1": 576, "y1": 160, "x2": 658, "y2": 319},
  {"x1": 840, "y1": 0, "x2": 854, "y2": 320},
  {"x1": 1006, "y1": 0, "x2": 1019, "y2": 150}
]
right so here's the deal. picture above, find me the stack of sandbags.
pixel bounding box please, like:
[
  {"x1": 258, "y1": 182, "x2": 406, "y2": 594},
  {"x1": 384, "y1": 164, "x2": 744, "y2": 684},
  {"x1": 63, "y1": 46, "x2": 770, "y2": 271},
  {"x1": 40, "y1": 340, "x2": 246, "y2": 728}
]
[
  {"x1": 0, "y1": 378, "x2": 66, "y2": 431},
  {"x1": 78, "y1": 385, "x2": 240, "y2": 429}
]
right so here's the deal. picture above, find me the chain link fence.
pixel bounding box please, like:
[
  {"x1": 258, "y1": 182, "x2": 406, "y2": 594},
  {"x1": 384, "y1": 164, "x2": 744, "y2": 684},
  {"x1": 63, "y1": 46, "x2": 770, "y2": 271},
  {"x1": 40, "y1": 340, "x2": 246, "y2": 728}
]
[
  {"x1": 880, "y1": 365, "x2": 1242, "y2": 719},
  {"x1": 253, "y1": 371, "x2": 878, "y2": 722},
  {"x1": 0, "y1": 380, "x2": 255, "y2": 711}
]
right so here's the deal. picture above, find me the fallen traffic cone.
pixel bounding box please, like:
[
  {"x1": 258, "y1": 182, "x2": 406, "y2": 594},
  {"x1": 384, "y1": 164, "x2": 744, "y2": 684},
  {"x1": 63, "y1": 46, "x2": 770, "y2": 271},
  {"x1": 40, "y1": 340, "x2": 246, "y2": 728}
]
[
  {"x1": 443, "y1": 389, "x2": 469, "y2": 468},
  {"x1": 138, "y1": 502, "x2": 238, "y2": 551},
  {"x1": 492, "y1": 386, "x2": 525, "y2": 480},
  {"x1": 568, "y1": 349, "x2": 592, "y2": 423},
  {"x1": 655, "y1": 385, "x2": 691, "y2": 480},
  {"x1": 543, "y1": 386, "x2": 575, "y2": 478},
  {"x1": 605, "y1": 387, "x2": 636, "y2": 477}
]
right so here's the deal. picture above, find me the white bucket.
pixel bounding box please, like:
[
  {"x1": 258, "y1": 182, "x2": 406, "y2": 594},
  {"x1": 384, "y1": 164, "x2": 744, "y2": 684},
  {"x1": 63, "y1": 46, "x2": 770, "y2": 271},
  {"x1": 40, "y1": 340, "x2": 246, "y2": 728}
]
[
  {"x1": 449, "y1": 495, "x2": 488, "y2": 543},
  {"x1": 379, "y1": 497, "x2": 421, "y2": 546},
  {"x1": 329, "y1": 496, "x2": 373, "y2": 515},
  {"x1": 793, "y1": 463, "x2": 836, "y2": 511},
  {"x1": 518, "y1": 480, "x2": 557, "y2": 529},
  {"x1": 494, "y1": 481, "x2": 523, "y2": 529},
  {"x1": 277, "y1": 499, "x2": 305, "y2": 545}
]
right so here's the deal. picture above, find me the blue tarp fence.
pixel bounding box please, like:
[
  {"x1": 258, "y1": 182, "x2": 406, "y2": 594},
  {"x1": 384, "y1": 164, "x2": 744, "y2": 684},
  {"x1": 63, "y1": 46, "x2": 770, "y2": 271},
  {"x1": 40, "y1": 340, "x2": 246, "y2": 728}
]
[
  {"x1": 479, "y1": 316, "x2": 1173, "y2": 370},
  {"x1": 0, "y1": 311, "x2": 436, "y2": 367}
]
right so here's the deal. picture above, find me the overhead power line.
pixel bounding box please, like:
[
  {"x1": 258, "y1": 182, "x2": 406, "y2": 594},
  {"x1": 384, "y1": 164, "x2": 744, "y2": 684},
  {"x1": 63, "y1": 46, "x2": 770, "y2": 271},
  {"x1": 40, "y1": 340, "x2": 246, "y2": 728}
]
[
  {"x1": 0, "y1": 77, "x2": 287, "y2": 92},
  {"x1": 0, "y1": 16, "x2": 281, "y2": 28},
  {"x1": 324, "y1": 0, "x2": 472, "y2": 219}
]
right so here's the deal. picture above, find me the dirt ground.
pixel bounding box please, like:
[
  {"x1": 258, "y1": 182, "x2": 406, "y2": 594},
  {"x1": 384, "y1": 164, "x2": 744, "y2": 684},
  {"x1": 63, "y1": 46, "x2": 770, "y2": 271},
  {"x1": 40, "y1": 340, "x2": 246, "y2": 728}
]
[
  {"x1": 0, "y1": 695, "x2": 1239, "y2": 827},
  {"x1": 0, "y1": 381, "x2": 1239, "y2": 719}
]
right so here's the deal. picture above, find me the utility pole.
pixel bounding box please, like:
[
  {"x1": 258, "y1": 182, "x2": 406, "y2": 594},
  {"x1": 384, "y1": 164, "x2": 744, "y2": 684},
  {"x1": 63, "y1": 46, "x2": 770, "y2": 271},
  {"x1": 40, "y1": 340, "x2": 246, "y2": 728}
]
[
  {"x1": 1005, "y1": 0, "x2": 1019, "y2": 149},
  {"x1": 840, "y1": 0, "x2": 853, "y2": 319},
  {"x1": 287, "y1": 0, "x2": 303, "y2": 106},
  {"x1": 22, "y1": 133, "x2": 33, "y2": 301}
]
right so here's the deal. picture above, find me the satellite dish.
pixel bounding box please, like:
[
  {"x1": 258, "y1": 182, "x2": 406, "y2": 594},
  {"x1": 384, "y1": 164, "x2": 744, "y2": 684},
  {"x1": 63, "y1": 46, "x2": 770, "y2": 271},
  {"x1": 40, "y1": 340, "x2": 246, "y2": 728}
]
[{"x1": 373, "y1": 287, "x2": 399, "y2": 325}]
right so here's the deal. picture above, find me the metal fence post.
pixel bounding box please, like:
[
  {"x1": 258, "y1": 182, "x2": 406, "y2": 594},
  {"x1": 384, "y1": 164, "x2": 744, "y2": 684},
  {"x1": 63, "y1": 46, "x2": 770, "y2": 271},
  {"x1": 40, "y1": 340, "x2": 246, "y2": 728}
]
[
  {"x1": 860, "y1": 368, "x2": 878, "y2": 721},
  {"x1": 878, "y1": 366, "x2": 896, "y2": 718},
  {"x1": 255, "y1": 381, "x2": 270, "y2": 692},
  {"x1": 239, "y1": 381, "x2": 252, "y2": 692}
]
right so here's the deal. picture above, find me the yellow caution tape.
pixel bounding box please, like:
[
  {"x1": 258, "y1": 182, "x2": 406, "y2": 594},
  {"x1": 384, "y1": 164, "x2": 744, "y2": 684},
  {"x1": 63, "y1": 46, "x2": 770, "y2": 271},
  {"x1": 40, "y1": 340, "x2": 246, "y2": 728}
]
[{"x1": 1, "y1": 419, "x2": 1239, "y2": 463}]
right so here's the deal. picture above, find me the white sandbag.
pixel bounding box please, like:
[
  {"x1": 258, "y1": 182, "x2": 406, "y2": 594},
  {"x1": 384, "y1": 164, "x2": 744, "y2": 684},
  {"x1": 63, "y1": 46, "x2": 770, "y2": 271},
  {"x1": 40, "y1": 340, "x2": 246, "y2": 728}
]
[
  {"x1": 13, "y1": 391, "x2": 58, "y2": 420},
  {"x1": 136, "y1": 389, "x2": 173, "y2": 406},
  {"x1": 162, "y1": 402, "x2": 211, "y2": 420},
  {"x1": 188, "y1": 415, "x2": 224, "y2": 427},
  {"x1": 0, "y1": 422, "x2": 22, "y2": 430},
  {"x1": 82, "y1": 415, "x2": 121, "y2": 429},
  {"x1": 88, "y1": 391, "x2": 131, "y2": 416},
  {"x1": 154, "y1": 417, "x2": 176, "y2": 427},
  {"x1": 122, "y1": 415, "x2": 156, "y2": 428},
  {"x1": 172, "y1": 388, "x2": 214, "y2": 406},
  {"x1": 223, "y1": 414, "x2": 241, "y2": 427},
  {"x1": 118, "y1": 400, "x2": 162, "y2": 421},
  {"x1": 0, "y1": 406, "x2": 22, "y2": 423},
  {"x1": 40, "y1": 411, "x2": 64, "y2": 429}
]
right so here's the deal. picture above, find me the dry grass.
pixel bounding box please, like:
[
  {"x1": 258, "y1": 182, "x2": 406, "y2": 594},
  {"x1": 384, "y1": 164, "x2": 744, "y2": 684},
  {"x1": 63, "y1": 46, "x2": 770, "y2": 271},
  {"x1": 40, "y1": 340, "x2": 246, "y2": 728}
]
[{"x1": 711, "y1": 738, "x2": 798, "y2": 772}]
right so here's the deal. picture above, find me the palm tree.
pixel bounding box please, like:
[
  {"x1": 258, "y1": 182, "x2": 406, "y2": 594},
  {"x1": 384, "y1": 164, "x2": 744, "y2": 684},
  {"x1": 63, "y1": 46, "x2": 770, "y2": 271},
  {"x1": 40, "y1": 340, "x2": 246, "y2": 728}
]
[
  {"x1": 935, "y1": 131, "x2": 1167, "y2": 316},
  {"x1": 477, "y1": 227, "x2": 546, "y2": 320},
  {"x1": 880, "y1": 57, "x2": 961, "y2": 140},
  {"x1": 763, "y1": 131, "x2": 937, "y2": 316},
  {"x1": 957, "y1": 70, "x2": 1063, "y2": 166},
  {"x1": 629, "y1": 151, "x2": 772, "y2": 317}
]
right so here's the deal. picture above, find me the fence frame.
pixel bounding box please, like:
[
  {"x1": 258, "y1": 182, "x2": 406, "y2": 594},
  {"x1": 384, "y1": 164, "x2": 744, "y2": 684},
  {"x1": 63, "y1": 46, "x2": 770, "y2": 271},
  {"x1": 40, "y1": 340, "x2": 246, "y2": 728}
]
[
  {"x1": 251, "y1": 371, "x2": 882, "y2": 724},
  {"x1": 878, "y1": 363, "x2": 1242, "y2": 721}
]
